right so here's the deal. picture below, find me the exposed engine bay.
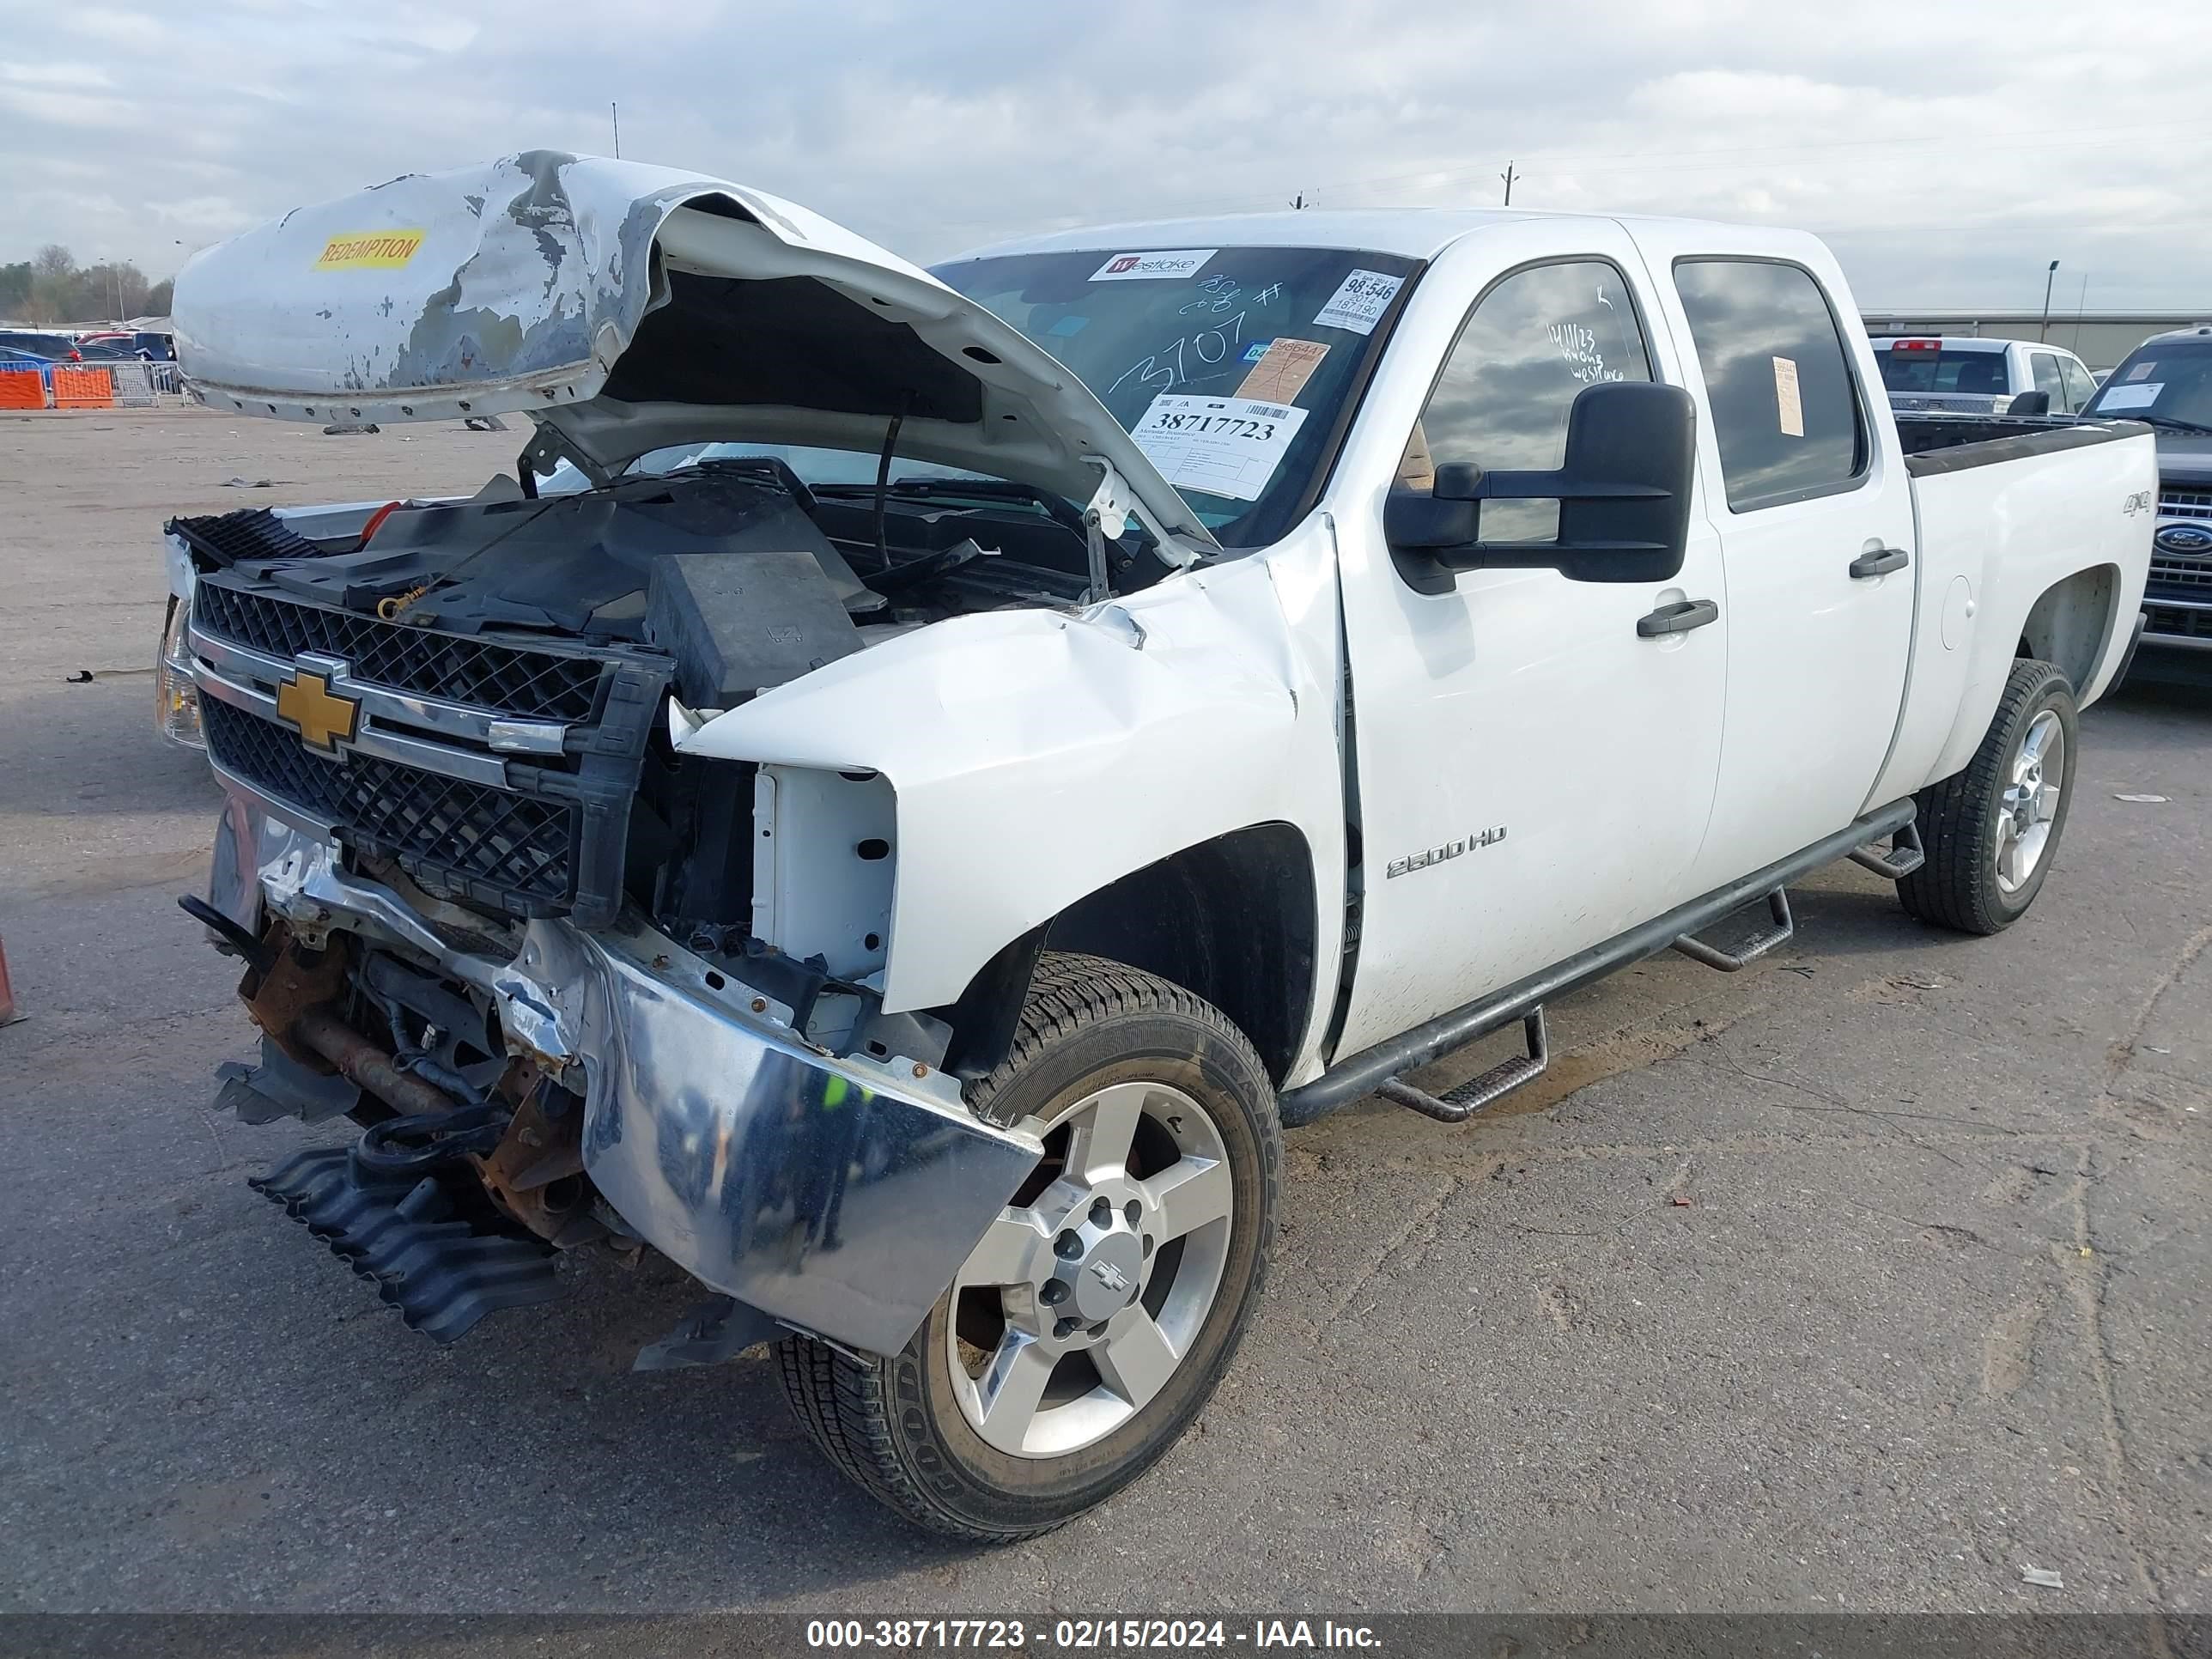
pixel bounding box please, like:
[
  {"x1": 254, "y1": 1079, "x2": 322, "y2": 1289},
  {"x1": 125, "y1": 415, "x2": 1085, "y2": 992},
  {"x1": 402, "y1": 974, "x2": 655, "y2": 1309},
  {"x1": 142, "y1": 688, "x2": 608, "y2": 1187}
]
[
  {"x1": 175, "y1": 454, "x2": 1170, "y2": 984},
  {"x1": 176, "y1": 456, "x2": 1126, "y2": 1346}
]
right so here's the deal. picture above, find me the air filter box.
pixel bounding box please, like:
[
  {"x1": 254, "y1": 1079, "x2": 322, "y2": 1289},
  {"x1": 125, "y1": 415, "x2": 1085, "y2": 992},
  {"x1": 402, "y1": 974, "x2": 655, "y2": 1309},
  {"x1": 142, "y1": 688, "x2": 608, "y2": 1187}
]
[{"x1": 645, "y1": 550, "x2": 864, "y2": 708}]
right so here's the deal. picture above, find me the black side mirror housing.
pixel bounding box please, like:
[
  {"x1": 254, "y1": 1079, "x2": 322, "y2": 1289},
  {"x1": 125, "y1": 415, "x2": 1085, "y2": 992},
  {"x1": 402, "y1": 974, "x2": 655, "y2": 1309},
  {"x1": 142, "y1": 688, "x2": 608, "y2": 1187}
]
[
  {"x1": 2006, "y1": 389, "x2": 2050, "y2": 416},
  {"x1": 1386, "y1": 380, "x2": 1698, "y2": 594}
]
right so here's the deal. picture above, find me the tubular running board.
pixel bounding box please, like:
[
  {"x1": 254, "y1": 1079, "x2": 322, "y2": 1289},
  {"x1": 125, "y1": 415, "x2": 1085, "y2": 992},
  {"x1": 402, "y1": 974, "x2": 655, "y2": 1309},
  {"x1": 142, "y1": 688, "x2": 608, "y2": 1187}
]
[
  {"x1": 1376, "y1": 1009, "x2": 1548, "y2": 1123},
  {"x1": 1848, "y1": 820, "x2": 1925, "y2": 879},
  {"x1": 1671, "y1": 889, "x2": 1794, "y2": 972},
  {"x1": 251, "y1": 1147, "x2": 558, "y2": 1344},
  {"x1": 1279, "y1": 799, "x2": 1917, "y2": 1128}
]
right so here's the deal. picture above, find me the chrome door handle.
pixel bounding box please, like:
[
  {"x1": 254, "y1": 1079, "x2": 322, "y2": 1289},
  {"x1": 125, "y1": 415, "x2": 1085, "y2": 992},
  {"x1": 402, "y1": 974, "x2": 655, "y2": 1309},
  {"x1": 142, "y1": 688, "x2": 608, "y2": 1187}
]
[
  {"x1": 1637, "y1": 599, "x2": 1719, "y2": 638},
  {"x1": 1850, "y1": 546, "x2": 1910, "y2": 579}
]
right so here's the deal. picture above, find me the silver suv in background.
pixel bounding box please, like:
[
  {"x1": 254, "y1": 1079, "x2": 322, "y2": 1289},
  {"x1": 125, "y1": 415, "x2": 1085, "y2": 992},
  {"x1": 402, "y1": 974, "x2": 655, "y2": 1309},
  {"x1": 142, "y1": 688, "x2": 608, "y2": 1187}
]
[{"x1": 1872, "y1": 335, "x2": 2100, "y2": 416}]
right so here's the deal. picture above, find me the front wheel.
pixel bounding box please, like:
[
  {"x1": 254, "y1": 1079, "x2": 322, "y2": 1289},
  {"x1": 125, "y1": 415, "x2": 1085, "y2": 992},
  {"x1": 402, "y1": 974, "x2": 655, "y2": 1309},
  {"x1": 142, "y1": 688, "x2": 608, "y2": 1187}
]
[
  {"x1": 1897, "y1": 657, "x2": 2079, "y2": 935},
  {"x1": 776, "y1": 953, "x2": 1280, "y2": 1541}
]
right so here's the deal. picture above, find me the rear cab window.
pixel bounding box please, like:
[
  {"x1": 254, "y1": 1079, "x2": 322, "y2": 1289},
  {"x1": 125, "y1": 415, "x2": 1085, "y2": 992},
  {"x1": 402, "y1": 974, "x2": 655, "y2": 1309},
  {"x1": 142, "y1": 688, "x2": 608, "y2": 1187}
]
[
  {"x1": 1672, "y1": 259, "x2": 1868, "y2": 511},
  {"x1": 1877, "y1": 344, "x2": 2008, "y2": 397}
]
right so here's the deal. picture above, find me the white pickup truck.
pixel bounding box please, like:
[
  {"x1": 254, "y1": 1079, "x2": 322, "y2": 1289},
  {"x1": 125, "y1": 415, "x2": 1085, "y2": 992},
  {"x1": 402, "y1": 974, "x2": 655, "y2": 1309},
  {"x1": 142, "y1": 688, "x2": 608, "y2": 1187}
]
[{"x1": 155, "y1": 153, "x2": 2154, "y2": 1540}]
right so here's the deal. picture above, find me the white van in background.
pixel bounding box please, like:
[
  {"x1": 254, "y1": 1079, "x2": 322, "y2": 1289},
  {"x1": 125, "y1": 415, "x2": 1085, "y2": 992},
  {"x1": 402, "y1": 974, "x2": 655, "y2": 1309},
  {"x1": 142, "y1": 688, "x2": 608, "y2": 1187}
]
[{"x1": 1872, "y1": 335, "x2": 2100, "y2": 416}]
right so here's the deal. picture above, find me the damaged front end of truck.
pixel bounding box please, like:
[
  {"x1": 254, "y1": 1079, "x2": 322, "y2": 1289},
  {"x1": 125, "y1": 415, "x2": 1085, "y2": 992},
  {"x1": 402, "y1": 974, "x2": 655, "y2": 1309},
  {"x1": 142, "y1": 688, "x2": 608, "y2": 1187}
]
[{"x1": 165, "y1": 151, "x2": 1233, "y2": 1366}]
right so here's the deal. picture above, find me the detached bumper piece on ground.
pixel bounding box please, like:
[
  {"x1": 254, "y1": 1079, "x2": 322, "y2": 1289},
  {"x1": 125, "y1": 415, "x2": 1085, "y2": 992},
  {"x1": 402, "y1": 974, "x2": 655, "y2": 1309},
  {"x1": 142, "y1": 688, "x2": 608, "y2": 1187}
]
[{"x1": 250, "y1": 1144, "x2": 560, "y2": 1344}]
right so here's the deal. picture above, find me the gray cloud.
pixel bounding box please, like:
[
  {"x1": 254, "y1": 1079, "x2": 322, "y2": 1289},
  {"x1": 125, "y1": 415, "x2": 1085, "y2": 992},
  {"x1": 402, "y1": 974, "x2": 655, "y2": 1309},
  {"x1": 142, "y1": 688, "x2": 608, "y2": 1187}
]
[{"x1": 4, "y1": 0, "x2": 2208, "y2": 311}]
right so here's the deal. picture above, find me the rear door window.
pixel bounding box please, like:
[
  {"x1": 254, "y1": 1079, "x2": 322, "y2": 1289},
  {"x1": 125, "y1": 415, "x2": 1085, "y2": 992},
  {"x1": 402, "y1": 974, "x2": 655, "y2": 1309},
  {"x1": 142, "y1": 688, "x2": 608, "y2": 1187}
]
[
  {"x1": 1673, "y1": 259, "x2": 1866, "y2": 511},
  {"x1": 2059, "y1": 357, "x2": 2098, "y2": 412},
  {"x1": 2031, "y1": 353, "x2": 2066, "y2": 409}
]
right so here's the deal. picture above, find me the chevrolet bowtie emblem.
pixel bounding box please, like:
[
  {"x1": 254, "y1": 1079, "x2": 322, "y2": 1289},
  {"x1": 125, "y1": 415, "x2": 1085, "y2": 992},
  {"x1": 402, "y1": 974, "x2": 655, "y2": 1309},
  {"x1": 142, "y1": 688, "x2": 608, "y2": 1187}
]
[{"x1": 274, "y1": 670, "x2": 359, "y2": 753}]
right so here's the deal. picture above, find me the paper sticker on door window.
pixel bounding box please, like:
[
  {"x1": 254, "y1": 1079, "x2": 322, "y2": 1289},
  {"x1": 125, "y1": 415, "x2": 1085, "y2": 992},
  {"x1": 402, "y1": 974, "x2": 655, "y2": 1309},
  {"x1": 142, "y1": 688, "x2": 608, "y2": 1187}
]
[
  {"x1": 1772, "y1": 356, "x2": 1805, "y2": 437},
  {"x1": 1091, "y1": 248, "x2": 1218, "y2": 282},
  {"x1": 2097, "y1": 381, "x2": 2161, "y2": 410},
  {"x1": 1236, "y1": 337, "x2": 1330, "y2": 402},
  {"x1": 1311, "y1": 270, "x2": 1405, "y2": 335},
  {"x1": 1129, "y1": 393, "x2": 1310, "y2": 501}
]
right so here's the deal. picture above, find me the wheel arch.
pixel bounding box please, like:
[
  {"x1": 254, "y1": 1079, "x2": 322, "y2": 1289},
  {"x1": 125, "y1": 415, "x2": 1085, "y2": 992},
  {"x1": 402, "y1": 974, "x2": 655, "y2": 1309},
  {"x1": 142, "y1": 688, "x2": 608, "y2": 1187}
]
[
  {"x1": 2016, "y1": 562, "x2": 2122, "y2": 702},
  {"x1": 936, "y1": 823, "x2": 1320, "y2": 1088}
]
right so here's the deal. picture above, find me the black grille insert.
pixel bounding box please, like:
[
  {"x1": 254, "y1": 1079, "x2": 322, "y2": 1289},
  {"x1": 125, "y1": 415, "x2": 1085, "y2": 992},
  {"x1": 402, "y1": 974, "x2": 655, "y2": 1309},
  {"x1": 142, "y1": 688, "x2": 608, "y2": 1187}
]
[
  {"x1": 193, "y1": 581, "x2": 604, "y2": 723},
  {"x1": 203, "y1": 696, "x2": 576, "y2": 908}
]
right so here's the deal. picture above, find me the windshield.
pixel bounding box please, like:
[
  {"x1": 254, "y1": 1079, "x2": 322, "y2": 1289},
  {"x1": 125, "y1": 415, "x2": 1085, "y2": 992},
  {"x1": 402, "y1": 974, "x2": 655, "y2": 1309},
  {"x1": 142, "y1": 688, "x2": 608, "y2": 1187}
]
[
  {"x1": 2083, "y1": 339, "x2": 2212, "y2": 428},
  {"x1": 1877, "y1": 347, "x2": 2008, "y2": 396},
  {"x1": 931, "y1": 245, "x2": 1419, "y2": 546}
]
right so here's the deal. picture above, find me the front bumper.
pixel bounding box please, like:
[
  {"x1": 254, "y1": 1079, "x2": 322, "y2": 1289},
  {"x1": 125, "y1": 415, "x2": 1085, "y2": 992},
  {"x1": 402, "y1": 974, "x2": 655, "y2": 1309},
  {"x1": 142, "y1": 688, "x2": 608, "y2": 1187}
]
[{"x1": 210, "y1": 799, "x2": 1042, "y2": 1358}]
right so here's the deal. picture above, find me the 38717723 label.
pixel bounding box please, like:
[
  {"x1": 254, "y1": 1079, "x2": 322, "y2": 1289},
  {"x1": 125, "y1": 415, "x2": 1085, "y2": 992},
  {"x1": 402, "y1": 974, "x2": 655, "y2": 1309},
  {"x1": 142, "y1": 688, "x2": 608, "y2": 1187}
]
[{"x1": 1128, "y1": 393, "x2": 1311, "y2": 502}]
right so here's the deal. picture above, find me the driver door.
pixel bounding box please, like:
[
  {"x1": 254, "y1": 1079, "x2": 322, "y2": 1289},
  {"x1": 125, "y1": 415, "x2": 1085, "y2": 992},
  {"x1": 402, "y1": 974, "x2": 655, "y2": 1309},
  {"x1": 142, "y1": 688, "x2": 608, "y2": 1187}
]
[{"x1": 1328, "y1": 230, "x2": 1728, "y2": 1058}]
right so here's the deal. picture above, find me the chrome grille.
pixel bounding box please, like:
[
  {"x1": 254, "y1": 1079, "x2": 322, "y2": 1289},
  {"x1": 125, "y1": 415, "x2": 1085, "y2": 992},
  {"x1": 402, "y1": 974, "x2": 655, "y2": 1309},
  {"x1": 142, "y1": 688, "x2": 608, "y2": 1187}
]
[{"x1": 2158, "y1": 488, "x2": 2212, "y2": 520}]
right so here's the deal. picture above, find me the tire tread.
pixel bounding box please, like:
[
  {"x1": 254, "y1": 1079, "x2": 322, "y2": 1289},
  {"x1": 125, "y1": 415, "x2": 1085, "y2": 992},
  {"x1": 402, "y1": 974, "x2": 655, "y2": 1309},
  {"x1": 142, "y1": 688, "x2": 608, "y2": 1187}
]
[{"x1": 1897, "y1": 657, "x2": 2073, "y2": 935}]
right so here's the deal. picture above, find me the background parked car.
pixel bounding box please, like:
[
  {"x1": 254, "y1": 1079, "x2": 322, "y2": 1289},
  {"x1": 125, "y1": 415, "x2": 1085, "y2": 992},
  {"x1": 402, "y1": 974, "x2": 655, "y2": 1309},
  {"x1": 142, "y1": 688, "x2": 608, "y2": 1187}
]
[
  {"x1": 74, "y1": 330, "x2": 174, "y2": 362},
  {"x1": 0, "y1": 329, "x2": 82, "y2": 363},
  {"x1": 1871, "y1": 335, "x2": 2100, "y2": 416}
]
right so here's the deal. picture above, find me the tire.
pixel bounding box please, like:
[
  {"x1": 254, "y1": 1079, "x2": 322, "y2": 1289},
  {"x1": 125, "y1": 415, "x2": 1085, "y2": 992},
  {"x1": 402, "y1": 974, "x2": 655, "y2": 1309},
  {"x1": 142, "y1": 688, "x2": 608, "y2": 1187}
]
[
  {"x1": 775, "y1": 951, "x2": 1280, "y2": 1541},
  {"x1": 1897, "y1": 657, "x2": 2079, "y2": 935}
]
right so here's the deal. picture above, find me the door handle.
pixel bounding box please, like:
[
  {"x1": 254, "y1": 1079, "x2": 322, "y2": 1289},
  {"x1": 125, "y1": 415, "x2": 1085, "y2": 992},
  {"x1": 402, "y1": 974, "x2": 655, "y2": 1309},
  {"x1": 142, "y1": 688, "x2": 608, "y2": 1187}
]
[
  {"x1": 1637, "y1": 598, "x2": 1720, "y2": 638},
  {"x1": 1850, "y1": 546, "x2": 1910, "y2": 579}
]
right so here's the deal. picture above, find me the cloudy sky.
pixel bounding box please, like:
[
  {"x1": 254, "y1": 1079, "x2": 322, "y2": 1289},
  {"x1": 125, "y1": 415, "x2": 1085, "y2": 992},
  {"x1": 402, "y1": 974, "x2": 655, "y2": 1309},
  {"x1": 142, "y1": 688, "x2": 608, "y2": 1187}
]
[{"x1": 4, "y1": 0, "x2": 2209, "y2": 313}]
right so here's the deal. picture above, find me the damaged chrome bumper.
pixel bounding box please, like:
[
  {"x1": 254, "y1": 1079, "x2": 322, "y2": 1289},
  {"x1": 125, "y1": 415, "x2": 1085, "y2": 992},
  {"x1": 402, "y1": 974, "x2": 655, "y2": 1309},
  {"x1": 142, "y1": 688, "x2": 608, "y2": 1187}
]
[{"x1": 207, "y1": 800, "x2": 1042, "y2": 1359}]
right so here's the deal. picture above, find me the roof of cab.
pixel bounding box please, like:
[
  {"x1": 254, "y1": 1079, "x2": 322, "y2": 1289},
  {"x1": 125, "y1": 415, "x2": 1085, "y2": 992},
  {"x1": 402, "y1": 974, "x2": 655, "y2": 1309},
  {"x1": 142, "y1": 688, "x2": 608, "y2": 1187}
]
[{"x1": 948, "y1": 207, "x2": 1721, "y2": 265}]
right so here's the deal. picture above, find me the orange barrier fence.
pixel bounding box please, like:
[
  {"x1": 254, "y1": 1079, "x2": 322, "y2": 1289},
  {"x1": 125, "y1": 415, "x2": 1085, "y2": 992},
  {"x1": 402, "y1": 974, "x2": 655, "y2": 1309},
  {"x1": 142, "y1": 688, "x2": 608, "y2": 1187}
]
[
  {"x1": 50, "y1": 366, "x2": 115, "y2": 409},
  {"x1": 0, "y1": 367, "x2": 46, "y2": 409}
]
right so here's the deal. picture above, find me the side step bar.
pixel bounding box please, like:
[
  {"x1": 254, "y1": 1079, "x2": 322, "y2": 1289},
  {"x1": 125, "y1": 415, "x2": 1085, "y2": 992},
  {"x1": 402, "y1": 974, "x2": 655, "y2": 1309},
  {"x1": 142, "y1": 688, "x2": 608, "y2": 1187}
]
[
  {"x1": 1377, "y1": 1009, "x2": 1548, "y2": 1123},
  {"x1": 1672, "y1": 889, "x2": 1793, "y2": 972},
  {"x1": 1848, "y1": 820, "x2": 1925, "y2": 879},
  {"x1": 1279, "y1": 799, "x2": 1917, "y2": 1128}
]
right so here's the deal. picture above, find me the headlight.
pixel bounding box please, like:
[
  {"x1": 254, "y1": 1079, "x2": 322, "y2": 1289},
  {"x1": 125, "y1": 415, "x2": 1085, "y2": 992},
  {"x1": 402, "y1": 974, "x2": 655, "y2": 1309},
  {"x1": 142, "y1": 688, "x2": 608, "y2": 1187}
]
[{"x1": 155, "y1": 592, "x2": 204, "y2": 748}]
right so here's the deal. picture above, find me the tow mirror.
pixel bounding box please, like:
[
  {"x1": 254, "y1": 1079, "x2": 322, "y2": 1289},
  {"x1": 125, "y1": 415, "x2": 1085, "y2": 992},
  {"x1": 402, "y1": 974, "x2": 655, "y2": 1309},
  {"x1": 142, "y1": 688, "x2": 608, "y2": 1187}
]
[{"x1": 1385, "y1": 380, "x2": 1698, "y2": 593}]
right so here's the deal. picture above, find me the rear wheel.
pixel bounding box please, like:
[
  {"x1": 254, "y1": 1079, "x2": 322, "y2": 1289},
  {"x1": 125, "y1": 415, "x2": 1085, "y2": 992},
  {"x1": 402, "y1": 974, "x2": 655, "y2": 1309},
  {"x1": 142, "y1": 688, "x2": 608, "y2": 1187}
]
[
  {"x1": 776, "y1": 953, "x2": 1279, "y2": 1541},
  {"x1": 1897, "y1": 657, "x2": 2078, "y2": 935}
]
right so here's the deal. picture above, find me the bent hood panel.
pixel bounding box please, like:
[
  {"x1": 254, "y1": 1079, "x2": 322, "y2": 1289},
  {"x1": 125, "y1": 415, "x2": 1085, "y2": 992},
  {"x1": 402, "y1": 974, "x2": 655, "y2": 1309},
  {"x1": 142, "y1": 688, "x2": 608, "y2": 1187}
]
[{"x1": 172, "y1": 150, "x2": 1212, "y2": 550}]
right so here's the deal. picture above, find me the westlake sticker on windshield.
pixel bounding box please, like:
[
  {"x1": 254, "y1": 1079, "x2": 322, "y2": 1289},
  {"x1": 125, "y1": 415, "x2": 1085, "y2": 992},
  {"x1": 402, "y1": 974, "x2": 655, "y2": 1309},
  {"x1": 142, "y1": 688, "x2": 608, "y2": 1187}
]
[
  {"x1": 1129, "y1": 392, "x2": 1310, "y2": 501},
  {"x1": 315, "y1": 228, "x2": 427, "y2": 270},
  {"x1": 1311, "y1": 269, "x2": 1405, "y2": 334},
  {"x1": 1091, "y1": 248, "x2": 1217, "y2": 282}
]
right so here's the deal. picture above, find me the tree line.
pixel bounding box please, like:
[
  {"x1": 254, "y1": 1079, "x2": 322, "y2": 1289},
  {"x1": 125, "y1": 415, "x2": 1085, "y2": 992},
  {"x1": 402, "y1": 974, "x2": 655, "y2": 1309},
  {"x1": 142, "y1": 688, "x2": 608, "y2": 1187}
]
[{"x1": 1, "y1": 246, "x2": 174, "y2": 326}]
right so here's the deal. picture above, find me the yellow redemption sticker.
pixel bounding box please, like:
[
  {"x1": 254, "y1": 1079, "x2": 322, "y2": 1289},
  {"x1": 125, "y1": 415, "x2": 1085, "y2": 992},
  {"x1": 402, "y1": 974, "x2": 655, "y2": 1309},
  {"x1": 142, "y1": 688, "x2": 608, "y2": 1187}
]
[{"x1": 315, "y1": 228, "x2": 426, "y2": 270}]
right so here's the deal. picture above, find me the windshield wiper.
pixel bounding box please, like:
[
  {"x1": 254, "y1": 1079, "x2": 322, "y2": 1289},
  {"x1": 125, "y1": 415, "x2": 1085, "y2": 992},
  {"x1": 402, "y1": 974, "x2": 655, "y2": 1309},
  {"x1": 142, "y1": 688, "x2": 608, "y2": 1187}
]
[{"x1": 2107, "y1": 411, "x2": 2212, "y2": 435}]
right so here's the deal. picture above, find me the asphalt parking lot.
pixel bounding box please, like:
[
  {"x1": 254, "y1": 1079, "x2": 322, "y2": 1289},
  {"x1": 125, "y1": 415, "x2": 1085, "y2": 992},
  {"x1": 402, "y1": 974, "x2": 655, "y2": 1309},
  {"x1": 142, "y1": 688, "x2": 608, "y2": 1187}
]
[{"x1": 2, "y1": 408, "x2": 2208, "y2": 1616}]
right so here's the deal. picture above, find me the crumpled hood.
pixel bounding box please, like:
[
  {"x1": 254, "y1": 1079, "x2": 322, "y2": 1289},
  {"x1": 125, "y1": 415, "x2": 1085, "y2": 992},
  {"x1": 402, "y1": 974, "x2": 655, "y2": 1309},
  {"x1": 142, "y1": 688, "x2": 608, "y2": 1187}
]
[{"x1": 172, "y1": 150, "x2": 1212, "y2": 554}]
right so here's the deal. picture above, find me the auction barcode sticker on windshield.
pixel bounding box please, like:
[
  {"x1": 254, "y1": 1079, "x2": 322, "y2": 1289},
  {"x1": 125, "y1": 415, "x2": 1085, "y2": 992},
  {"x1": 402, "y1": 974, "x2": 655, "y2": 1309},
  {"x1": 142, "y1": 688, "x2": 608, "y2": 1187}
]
[
  {"x1": 1130, "y1": 393, "x2": 1310, "y2": 501},
  {"x1": 1311, "y1": 269, "x2": 1405, "y2": 335}
]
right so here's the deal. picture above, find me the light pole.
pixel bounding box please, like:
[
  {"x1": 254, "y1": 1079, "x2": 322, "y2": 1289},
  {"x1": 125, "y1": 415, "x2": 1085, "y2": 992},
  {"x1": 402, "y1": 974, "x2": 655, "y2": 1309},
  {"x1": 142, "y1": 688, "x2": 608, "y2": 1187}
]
[{"x1": 2039, "y1": 258, "x2": 2060, "y2": 342}]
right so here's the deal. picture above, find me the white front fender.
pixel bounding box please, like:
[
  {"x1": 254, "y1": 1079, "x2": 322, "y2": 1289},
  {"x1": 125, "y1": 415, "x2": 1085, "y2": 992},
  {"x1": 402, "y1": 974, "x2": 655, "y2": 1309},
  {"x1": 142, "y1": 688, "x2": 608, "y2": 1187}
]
[{"x1": 676, "y1": 523, "x2": 1346, "y2": 1022}]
